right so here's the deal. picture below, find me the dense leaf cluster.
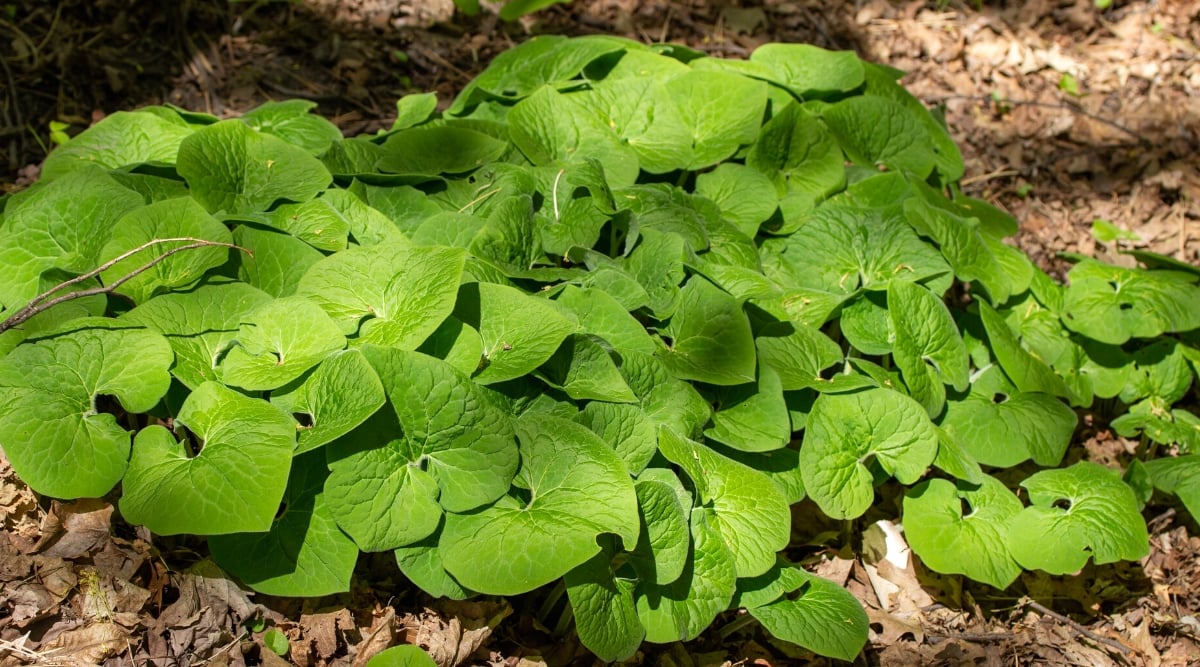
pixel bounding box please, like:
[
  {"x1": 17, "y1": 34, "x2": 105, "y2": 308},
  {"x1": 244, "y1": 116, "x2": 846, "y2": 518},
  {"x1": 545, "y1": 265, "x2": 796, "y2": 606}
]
[{"x1": 2, "y1": 35, "x2": 1200, "y2": 661}]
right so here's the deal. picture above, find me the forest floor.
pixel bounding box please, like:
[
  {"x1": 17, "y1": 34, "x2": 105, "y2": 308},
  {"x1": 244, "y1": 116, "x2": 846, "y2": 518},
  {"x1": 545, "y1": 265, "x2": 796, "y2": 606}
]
[{"x1": 1, "y1": 0, "x2": 1199, "y2": 665}]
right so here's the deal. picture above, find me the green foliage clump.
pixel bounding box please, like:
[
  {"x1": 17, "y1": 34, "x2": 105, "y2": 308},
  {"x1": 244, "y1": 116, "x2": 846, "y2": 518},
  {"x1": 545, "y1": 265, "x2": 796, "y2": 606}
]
[{"x1": 2, "y1": 35, "x2": 1199, "y2": 662}]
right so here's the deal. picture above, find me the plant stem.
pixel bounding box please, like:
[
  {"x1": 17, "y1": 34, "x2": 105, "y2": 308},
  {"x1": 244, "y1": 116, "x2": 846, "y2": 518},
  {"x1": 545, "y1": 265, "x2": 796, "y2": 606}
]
[
  {"x1": 716, "y1": 611, "x2": 758, "y2": 640},
  {"x1": 0, "y1": 238, "x2": 251, "y2": 334}
]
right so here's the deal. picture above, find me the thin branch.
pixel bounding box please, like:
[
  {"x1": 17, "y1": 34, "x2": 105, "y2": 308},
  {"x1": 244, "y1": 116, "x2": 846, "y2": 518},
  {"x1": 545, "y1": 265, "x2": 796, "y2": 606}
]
[
  {"x1": 0, "y1": 238, "x2": 251, "y2": 335},
  {"x1": 1022, "y1": 597, "x2": 1133, "y2": 657},
  {"x1": 924, "y1": 93, "x2": 1151, "y2": 146}
]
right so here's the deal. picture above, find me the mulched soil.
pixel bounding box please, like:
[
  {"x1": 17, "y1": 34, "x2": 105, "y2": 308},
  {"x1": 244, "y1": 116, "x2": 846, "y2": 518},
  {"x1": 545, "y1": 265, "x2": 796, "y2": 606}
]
[{"x1": 2, "y1": 0, "x2": 1199, "y2": 665}]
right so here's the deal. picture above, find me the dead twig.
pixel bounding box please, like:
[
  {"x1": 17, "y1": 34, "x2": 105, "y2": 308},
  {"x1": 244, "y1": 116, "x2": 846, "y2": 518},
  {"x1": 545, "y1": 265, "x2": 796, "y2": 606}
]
[
  {"x1": 1022, "y1": 597, "x2": 1133, "y2": 658},
  {"x1": 0, "y1": 238, "x2": 251, "y2": 335},
  {"x1": 925, "y1": 93, "x2": 1152, "y2": 146}
]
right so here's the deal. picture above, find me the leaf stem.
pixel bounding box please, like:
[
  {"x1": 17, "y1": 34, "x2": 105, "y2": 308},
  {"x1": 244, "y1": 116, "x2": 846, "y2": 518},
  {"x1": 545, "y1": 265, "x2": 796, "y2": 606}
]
[
  {"x1": 0, "y1": 238, "x2": 251, "y2": 335},
  {"x1": 716, "y1": 610, "x2": 758, "y2": 640}
]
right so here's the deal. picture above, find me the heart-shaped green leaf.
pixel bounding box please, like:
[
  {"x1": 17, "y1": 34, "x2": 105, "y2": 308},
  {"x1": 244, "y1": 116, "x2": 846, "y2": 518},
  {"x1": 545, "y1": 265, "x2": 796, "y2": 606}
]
[
  {"x1": 121, "y1": 280, "x2": 273, "y2": 389},
  {"x1": 800, "y1": 388, "x2": 938, "y2": 520},
  {"x1": 1007, "y1": 462, "x2": 1149, "y2": 574},
  {"x1": 98, "y1": 197, "x2": 234, "y2": 304},
  {"x1": 0, "y1": 326, "x2": 173, "y2": 498},
  {"x1": 40, "y1": 109, "x2": 192, "y2": 180},
  {"x1": 219, "y1": 296, "x2": 346, "y2": 391},
  {"x1": 564, "y1": 541, "x2": 645, "y2": 662},
  {"x1": 1062, "y1": 259, "x2": 1200, "y2": 345},
  {"x1": 270, "y1": 349, "x2": 386, "y2": 454},
  {"x1": 120, "y1": 381, "x2": 296, "y2": 535},
  {"x1": 903, "y1": 475, "x2": 1022, "y2": 588},
  {"x1": 938, "y1": 366, "x2": 1077, "y2": 468},
  {"x1": 746, "y1": 565, "x2": 869, "y2": 662},
  {"x1": 209, "y1": 451, "x2": 358, "y2": 596},
  {"x1": 440, "y1": 413, "x2": 638, "y2": 595},
  {"x1": 177, "y1": 119, "x2": 331, "y2": 215},
  {"x1": 659, "y1": 275, "x2": 757, "y2": 386},
  {"x1": 324, "y1": 348, "x2": 517, "y2": 551},
  {"x1": 658, "y1": 428, "x2": 789, "y2": 578}
]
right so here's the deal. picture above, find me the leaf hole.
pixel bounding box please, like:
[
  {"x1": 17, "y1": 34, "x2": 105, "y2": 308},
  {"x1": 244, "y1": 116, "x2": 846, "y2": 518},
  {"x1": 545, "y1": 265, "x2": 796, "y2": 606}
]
[
  {"x1": 991, "y1": 392, "x2": 1008, "y2": 404},
  {"x1": 94, "y1": 394, "x2": 126, "y2": 421},
  {"x1": 922, "y1": 356, "x2": 941, "y2": 374},
  {"x1": 293, "y1": 413, "x2": 314, "y2": 429},
  {"x1": 176, "y1": 425, "x2": 204, "y2": 458},
  {"x1": 1052, "y1": 498, "x2": 1072, "y2": 511},
  {"x1": 1107, "y1": 280, "x2": 1120, "y2": 291},
  {"x1": 1119, "y1": 302, "x2": 1133, "y2": 311},
  {"x1": 960, "y1": 497, "x2": 974, "y2": 517}
]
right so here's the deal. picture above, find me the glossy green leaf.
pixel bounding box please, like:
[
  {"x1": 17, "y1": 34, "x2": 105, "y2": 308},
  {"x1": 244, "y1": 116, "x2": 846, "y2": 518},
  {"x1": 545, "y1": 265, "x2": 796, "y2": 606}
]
[
  {"x1": 440, "y1": 413, "x2": 639, "y2": 595},
  {"x1": 704, "y1": 365, "x2": 791, "y2": 452},
  {"x1": 392, "y1": 92, "x2": 439, "y2": 130},
  {"x1": 538, "y1": 334, "x2": 637, "y2": 402},
  {"x1": 1007, "y1": 462, "x2": 1149, "y2": 574},
  {"x1": 41, "y1": 109, "x2": 193, "y2": 180},
  {"x1": 121, "y1": 280, "x2": 273, "y2": 389},
  {"x1": 903, "y1": 476, "x2": 1022, "y2": 588},
  {"x1": 693, "y1": 163, "x2": 778, "y2": 238},
  {"x1": 903, "y1": 194, "x2": 1012, "y2": 303},
  {"x1": 630, "y1": 478, "x2": 691, "y2": 585},
  {"x1": 939, "y1": 366, "x2": 1076, "y2": 468},
  {"x1": 449, "y1": 35, "x2": 628, "y2": 110},
  {"x1": 622, "y1": 229, "x2": 686, "y2": 318},
  {"x1": 240, "y1": 99, "x2": 343, "y2": 156},
  {"x1": 219, "y1": 296, "x2": 346, "y2": 391},
  {"x1": 509, "y1": 86, "x2": 639, "y2": 189},
  {"x1": 295, "y1": 242, "x2": 465, "y2": 352},
  {"x1": 394, "y1": 533, "x2": 473, "y2": 600},
  {"x1": 754, "y1": 320, "x2": 843, "y2": 391},
  {"x1": 839, "y1": 292, "x2": 892, "y2": 356},
  {"x1": 325, "y1": 348, "x2": 518, "y2": 551},
  {"x1": 636, "y1": 510, "x2": 737, "y2": 643},
  {"x1": 0, "y1": 167, "x2": 144, "y2": 314},
  {"x1": 270, "y1": 349, "x2": 387, "y2": 454},
  {"x1": 1143, "y1": 455, "x2": 1200, "y2": 523},
  {"x1": 760, "y1": 203, "x2": 950, "y2": 296},
  {"x1": 979, "y1": 301, "x2": 1073, "y2": 401},
  {"x1": 659, "y1": 275, "x2": 757, "y2": 386},
  {"x1": 822, "y1": 96, "x2": 935, "y2": 178},
  {"x1": 177, "y1": 119, "x2": 331, "y2": 215},
  {"x1": 658, "y1": 428, "x2": 790, "y2": 578},
  {"x1": 888, "y1": 280, "x2": 969, "y2": 417},
  {"x1": 453, "y1": 281, "x2": 575, "y2": 384},
  {"x1": 800, "y1": 389, "x2": 938, "y2": 520},
  {"x1": 565, "y1": 544, "x2": 645, "y2": 662},
  {"x1": 749, "y1": 43, "x2": 864, "y2": 98},
  {"x1": 98, "y1": 197, "x2": 233, "y2": 304},
  {"x1": 575, "y1": 401, "x2": 657, "y2": 475},
  {"x1": 265, "y1": 198, "x2": 352, "y2": 251},
  {"x1": 658, "y1": 70, "x2": 768, "y2": 170},
  {"x1": 861, "y1": 62, "x2": 963, "y2": 181},
  {"x1": 746, "y1": 102, "x2": 845, "y2": 212},
  {"x1": 233, "y1": 225, "x2": 324, "y2": 298},
  {"x1": 747, "y1": 566, "x2": 869, "y2": 662},
  {"x1": 0, "y1": 326, "x2": 173, "y2": 498},
  {"x1": 209, "y1": 451, "x2": 358, "y2": 596},
  {"x1": 120, "y1": 381, "x2": 295, "y2": 535},
  {"x1": 1062, "y1": 259, "x2": 1200, "y2": 345},
  {"x1": 379, "y1": 126, "x2": 509, "y2": 175},
  {"x1": 551, "y1": 285, "x2": 656, "y2": 355}
]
